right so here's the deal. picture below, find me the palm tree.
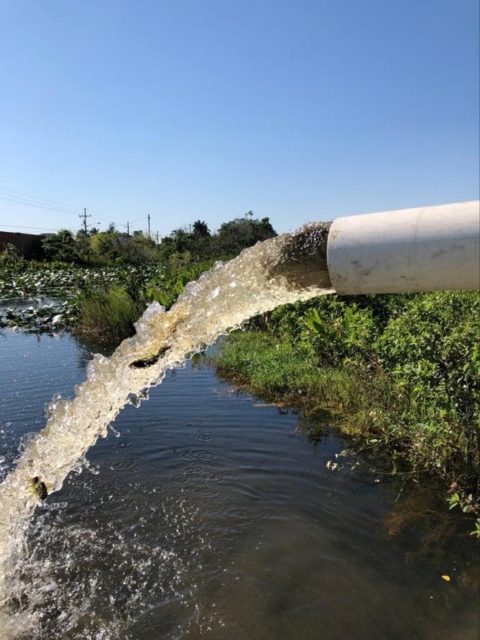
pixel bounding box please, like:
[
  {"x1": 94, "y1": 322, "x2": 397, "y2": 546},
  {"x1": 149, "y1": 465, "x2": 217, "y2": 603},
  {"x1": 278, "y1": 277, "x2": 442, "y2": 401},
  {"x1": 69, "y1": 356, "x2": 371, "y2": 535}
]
[{"x1": 192, "y1": 220, "x2": 210, "y2": 237}]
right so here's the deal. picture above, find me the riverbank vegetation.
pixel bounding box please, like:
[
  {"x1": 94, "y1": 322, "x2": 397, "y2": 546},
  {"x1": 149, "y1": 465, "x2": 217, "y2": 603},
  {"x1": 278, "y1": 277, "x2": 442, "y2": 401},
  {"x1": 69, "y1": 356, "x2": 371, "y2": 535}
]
[
  {"x1": 2, "y1": 220, "x2": 479, "y2": 526},
  {"x1": 0, "y1": 213, "x2": 276, "y2": 338},
  {"x1": 216, "y1": 291, "x2": 480, "y2": 523}
]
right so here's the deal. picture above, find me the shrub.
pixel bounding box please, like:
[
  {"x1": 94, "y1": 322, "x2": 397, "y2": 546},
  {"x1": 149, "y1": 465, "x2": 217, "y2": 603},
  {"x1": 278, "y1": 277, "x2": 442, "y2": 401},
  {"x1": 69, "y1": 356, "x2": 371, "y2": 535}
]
[
  {"x1": 74, "y1": 287, "x2": 142, "y2": 342},
  {"x1": 216, "y1": 290, "x2": 480, "y2": 512}
]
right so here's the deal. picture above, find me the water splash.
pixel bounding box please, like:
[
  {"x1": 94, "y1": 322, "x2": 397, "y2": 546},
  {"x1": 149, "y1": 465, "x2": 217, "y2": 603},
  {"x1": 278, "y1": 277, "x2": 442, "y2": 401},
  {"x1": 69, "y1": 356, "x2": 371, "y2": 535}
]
[{"x1": 0, "y1": 224, "x2": 332, "y2": 631}]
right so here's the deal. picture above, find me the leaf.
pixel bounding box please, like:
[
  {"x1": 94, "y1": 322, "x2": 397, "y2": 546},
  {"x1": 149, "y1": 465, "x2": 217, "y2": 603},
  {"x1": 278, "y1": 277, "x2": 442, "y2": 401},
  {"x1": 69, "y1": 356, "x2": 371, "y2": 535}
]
[{"x1": 441, "y1": 575, "x2": 451, "y2": 582}]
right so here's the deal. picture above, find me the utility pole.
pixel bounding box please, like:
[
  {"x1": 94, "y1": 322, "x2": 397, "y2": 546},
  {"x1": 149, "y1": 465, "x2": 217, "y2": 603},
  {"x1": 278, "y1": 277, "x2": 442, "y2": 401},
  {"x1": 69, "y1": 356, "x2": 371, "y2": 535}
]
[
  {"x1": 79, "y1": 208, "x2": 91, "y2": 233},
  {"x1": 147, "y1": 214, "x2": 151, "y2": 238},
  {"x1": 155, "y1": 231, "x2": 159, "y2": 244},
  {"x1": 127, "y1": 221, "x2": 130, "y2": 236}
]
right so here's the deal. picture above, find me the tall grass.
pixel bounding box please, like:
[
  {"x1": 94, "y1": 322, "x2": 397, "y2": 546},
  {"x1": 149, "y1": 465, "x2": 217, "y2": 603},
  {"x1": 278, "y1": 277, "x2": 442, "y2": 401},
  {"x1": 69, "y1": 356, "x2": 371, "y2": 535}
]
[{"x1": 74, "y1": 287, "x2": 142, "y2": 342}]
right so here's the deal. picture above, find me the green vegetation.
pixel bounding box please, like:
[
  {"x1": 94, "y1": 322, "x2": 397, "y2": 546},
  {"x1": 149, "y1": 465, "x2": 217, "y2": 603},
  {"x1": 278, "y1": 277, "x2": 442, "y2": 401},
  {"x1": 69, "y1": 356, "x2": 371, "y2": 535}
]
[
  {"x1": 35, "y1": 214, "x2": 276, "y2": 266},
  {"x1": 157, "y1": 215, "x2": 276, "y2": 263},
  {"x1": 3, "y1": 218, "x2": 479, "y2": 523},
  {"x1": 216, "y1": 291, "x2": 480, "y2": 515},
  {"x1": 0, "y1": 213, "x2": 277, "y2": 339},
  {"x1": 0, "y1": 249, "x2": 158, "y2": 332},
  {"x1": 74, "y1": 286, "x2": 141, "y2": 341}
]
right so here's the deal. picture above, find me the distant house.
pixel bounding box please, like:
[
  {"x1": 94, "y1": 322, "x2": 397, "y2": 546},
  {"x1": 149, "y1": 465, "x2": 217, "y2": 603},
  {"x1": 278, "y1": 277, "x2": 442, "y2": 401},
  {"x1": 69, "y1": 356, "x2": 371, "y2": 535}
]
[{"x1": 0, "y1": 231, "x2": 50, "y2": 258}]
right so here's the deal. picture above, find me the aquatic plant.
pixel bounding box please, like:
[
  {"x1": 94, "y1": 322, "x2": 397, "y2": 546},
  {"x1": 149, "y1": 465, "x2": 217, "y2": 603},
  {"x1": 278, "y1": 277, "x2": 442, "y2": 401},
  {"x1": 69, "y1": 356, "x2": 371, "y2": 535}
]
[{"x1": 74, "y1": 286, "x2": 143, "y2": 341}]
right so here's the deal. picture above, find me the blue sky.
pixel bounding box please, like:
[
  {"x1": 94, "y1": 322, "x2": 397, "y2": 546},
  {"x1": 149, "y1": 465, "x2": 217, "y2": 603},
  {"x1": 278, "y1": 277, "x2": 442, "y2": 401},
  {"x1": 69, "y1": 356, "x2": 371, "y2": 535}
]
[{"x1": 0, "y1": 0, "x2": 478, "y2": 238}]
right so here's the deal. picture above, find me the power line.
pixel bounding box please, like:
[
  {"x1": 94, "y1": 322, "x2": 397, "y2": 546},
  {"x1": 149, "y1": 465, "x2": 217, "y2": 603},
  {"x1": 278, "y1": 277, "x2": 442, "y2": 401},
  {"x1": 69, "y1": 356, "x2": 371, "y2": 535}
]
[
  {"x1": 0, "y1": 185, "x2": 149, "y2": 232},
  {"x1": 119, "y1": 216, "x2": 146, "y2": 227},
  {"x1": 0, "y1": 187, "x2": 114, "y2": 222},
  {"x1": 0, "y1": 186, "x2": 81, "y2": 214},
  {"x1": 87, "y1": 209, "x2": 119, "y2": 222},
  {"x1": 0, "y1": 195, "x2": 82, "y2": 216},
  {"x1": 0, "y1": 223, "x2": 59, "y2": 232}
]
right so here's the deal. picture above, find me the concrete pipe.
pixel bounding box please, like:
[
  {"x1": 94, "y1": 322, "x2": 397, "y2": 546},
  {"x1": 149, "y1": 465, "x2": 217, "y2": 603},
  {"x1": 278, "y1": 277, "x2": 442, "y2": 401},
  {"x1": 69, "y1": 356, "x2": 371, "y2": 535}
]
[{"x1": 326, "y1": 201, "x2": 480, "y2": 294}]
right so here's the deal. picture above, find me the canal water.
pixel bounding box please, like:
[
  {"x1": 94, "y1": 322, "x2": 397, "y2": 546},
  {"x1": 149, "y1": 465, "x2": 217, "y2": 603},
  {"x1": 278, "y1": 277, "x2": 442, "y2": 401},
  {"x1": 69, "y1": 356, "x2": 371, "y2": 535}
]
[{"x1": 0, "y1": 329, "x2": 478, "y2": 639}]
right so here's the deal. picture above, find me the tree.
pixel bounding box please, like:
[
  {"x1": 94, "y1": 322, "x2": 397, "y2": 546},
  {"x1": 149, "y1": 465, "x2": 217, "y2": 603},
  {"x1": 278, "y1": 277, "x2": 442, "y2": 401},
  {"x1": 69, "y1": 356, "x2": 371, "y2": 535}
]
[
  {"x1": 90, "y1": 230, "x2": 123, "y2": 262},
  {"x1": 192, "y1": 220, "x2": 210, "y2": 237},
  {"x1": 41, "y1": 229, "x2": 78, "y2": 263},
  {"x1": 215, "y1": 216, "x2": 276, "y2": 256}
]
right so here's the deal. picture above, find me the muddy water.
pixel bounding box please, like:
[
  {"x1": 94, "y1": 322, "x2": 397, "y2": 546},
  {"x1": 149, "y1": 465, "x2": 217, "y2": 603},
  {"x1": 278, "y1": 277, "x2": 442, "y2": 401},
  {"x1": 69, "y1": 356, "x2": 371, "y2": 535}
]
[{"x1": 0, "y1": 330, "x2": 478, "y2": 639}]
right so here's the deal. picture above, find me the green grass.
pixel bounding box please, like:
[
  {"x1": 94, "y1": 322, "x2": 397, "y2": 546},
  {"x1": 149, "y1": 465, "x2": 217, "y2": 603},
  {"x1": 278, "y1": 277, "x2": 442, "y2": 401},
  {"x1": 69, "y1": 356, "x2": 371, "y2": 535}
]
[
  {"x1": 216, "y1": 291, "x2": 480, "y2": 516},
  {"x1": 219, "y1": 333, "x2": 328, "y2": 398},
  {"x1": 216, "y1": 332, "x2": 391, "y2": 429},
  {"x1": 74, "y1": 286, "x2": 142, "y2": 342}
]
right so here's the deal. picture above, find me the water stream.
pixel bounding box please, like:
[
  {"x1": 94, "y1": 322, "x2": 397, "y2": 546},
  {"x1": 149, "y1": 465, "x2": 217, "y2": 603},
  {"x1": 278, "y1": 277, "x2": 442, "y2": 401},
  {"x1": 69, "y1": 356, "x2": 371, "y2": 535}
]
[
  {"x1": 0, "y1": 225, "x2": 338, "y2": 636},
  {"x1": 0, "y1": 225, "x2": 478, "y2": 638}
]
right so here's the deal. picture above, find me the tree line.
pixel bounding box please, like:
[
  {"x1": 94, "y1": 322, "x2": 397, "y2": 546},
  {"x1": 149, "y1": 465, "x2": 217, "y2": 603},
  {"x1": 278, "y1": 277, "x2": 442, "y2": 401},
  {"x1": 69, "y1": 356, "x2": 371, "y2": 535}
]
[{"x1": 39, "y1": 213, "x2": 276, "y2": 265}]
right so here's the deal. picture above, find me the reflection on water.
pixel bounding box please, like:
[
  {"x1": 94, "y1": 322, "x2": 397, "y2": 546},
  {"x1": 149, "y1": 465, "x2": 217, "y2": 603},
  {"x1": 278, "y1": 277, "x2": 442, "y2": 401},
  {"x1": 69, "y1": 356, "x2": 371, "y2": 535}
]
[{"x1": 1, "y1": 330, "x2": 479, "y2": 639}]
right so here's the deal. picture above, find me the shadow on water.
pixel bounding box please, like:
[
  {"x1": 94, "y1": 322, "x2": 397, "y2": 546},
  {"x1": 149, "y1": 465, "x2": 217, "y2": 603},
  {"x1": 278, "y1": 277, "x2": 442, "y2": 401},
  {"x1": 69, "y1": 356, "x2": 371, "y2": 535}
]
[{"x1": 0, "y1": 331, "x2": 479, "y2": 639}]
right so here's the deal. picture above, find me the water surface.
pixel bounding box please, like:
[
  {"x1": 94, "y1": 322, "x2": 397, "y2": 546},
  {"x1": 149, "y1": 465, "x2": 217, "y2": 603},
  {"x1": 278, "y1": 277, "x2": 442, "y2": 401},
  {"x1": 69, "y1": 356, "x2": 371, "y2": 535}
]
[{"x1": 1, "y1": 330, "x2": 478, "y2": 639}]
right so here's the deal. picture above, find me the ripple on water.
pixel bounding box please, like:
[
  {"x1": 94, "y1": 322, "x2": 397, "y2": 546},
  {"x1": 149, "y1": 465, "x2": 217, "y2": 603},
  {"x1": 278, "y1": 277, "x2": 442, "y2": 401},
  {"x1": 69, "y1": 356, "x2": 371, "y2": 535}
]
[{"x1": 0, "y1": 332, "x2": 478, "y2": 640}]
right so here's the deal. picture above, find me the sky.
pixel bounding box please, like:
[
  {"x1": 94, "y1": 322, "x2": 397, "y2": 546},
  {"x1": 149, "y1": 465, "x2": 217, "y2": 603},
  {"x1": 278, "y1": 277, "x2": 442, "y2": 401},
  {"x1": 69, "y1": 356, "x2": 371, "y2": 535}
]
[{"x1": 0, "y1": 0, "x2": 478, "y2": 239}]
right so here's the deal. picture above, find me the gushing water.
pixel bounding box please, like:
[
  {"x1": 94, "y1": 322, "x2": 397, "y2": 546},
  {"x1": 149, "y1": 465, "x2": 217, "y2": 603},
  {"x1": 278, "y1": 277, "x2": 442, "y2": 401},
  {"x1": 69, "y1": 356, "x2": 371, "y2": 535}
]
[{"x1": 0, "y1": 225, "x2": 332, "y2": 635}]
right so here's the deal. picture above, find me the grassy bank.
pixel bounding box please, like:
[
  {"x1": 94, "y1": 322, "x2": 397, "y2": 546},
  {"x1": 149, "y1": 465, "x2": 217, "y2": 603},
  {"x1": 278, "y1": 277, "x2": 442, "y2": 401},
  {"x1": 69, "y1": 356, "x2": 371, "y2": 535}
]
[{"x1": 216, "y1": 291, "x2": 480, "y2": 525}]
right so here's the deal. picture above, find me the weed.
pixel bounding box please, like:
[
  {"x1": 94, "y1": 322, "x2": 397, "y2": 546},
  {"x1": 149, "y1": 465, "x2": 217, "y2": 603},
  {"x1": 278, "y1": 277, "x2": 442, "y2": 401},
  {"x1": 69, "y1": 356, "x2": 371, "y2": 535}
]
[
  {"x1": 216, "y1": 291, "x2": 480, "y2": 521},
  {"x1": 74, "y1": 287, "x2": 142, "y2": 341}
]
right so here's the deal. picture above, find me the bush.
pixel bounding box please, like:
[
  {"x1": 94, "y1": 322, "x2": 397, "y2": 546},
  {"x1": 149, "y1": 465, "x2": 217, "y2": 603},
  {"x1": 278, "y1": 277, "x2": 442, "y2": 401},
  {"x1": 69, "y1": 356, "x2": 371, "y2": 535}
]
[
  {"x1": 0, "y1": 243, "x2": 26, "y2": 271},
  {"x1": 74, "y1": 287, "x2": 142, "y2": 342},
  {"x1": 216, "y1": 291, "x2": 480, "y2": 512}
]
